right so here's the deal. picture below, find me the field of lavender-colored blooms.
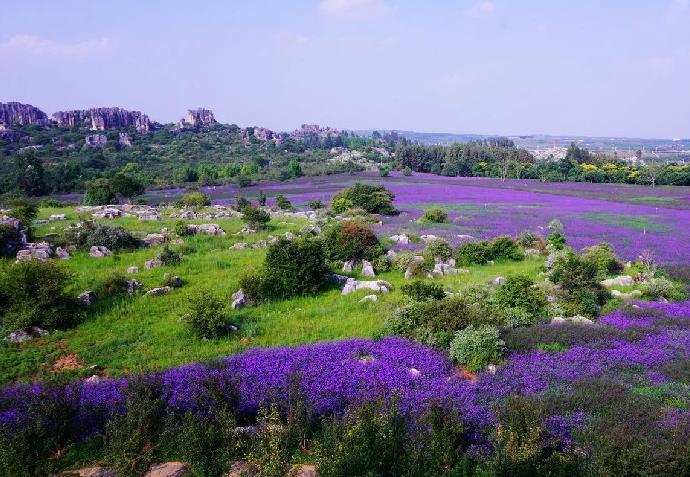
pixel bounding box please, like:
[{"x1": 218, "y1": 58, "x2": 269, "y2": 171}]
[{"x1": 147, "y1": 172, "x2": 690, "y2": 264}]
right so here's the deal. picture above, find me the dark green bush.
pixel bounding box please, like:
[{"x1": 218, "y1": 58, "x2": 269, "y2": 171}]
[
  {"x1": 82, "y1": 223, "x2": 139, "y2": 251},
  {"x1": 516, "y1": 231, "x2": 542, "y2": 249},
  {"x1": 158, "y1": 246, "x2": 181, "y2": 266},
  {"x1": 83, "y1": 178, "x2": 116, "y2": 206},
  {"x1": 455, "y1": 241, "x2": 493, "y2": 266},
  {"x1": 424, "y1": 238, "x2": 453, "y2": 260},
  {"x1": 307, "y1": 200, "x2": 324, "y2": 210},
  {"x1": 262, "y1": 237, "x2": 328, "y2": 299},
  {"x1": 0, "y1": 260, "x2": 83, "y2": 331},
  {"x1": 449, "y1": 325, "x2": 504, "y2": 371},
  {"x1": 241, "y1": 205, "x2": 271, "y2": 229},
  {"x1": 99, "y1": 272, "x2": 129, "y2": 297},
  {"x1": 8, "y1": 200, "x2": 38, "y2": 229},
  {"x1": 324, "y1": 222, "x2": 383, "y2": 262},
  {"x1": 490, "y1": 236, "x2": 523, "y2": 261},
  {"x1": 401, "y1": 280, "x2": 446, "y2": 301},
  {"x1": 331, "y1": 183, "x2": 397, "y2": 215},
  {"x1": 246, "y1": 406, "x2": 291, "y2": 477},
  {"x1": 549, "y1": 251, "x2": 610, "y2": 317},
  {"x1": 546, "y1": 232, "x2": 566, "y2": 250},
  {"x1": 178, "y1": 191, "x2": 210, "y2": 208},
  {"x1": 0, "y1": 224, "x2": 19, "y2": 257},
  {"x1": 582, "y1": 243, "x2": 623, "y2": 279},
  {"x1": 275, "y1": 194, "x2": 292, "y2": 210},
  {"x1": 182, "y1": 290, "x2": 227, "y2": 339},
  {"x1": 495, "y1": 275, "x2": 547, "y2": 319},
  {"x1": 174, "y1": 220, "x2": 192, "y2": 237}
]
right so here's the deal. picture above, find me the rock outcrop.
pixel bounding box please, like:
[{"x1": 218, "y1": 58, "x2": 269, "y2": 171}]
[
  {"x1": 84, "y1": 134, "x2": 107, "y2": 147},
  {"x1": 185, "y1": 108, "x2": 215, "y2": 128},
  {"x1": 0, "y1": 102, "x2": 50, "y2": 127},
  {"x1": 52, "y1": 107, "x2": 150, "y2": 132},
  {"x1": 292, "y1": 124, "x2": 340, "y2": 139}
]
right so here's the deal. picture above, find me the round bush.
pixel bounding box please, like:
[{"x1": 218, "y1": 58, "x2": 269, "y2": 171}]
[
  {"x1": 494, "y1": 275, "x2": 547, "y2": 318},
  {"x1": 83, "y1": 224, "x2": 139, "y2": 251},
  {"x1": 324, "y1": 222, "x2": 383, "y2": 262},
  {"x1": 490, "y1": 236, "x2": 523, "y2": 261},
  {"x1": 178, "y1": 191, "x2": 210, "y2": 208},
  {"x1": 401, "y1": 280, "x2": 446, "y2": 301},
  {"x1": 241, "y1": 205, "x2": 271, "y2": 229},
  {"x1": 263, "y1": 237, "x2": 328, "y2": 299},
  {"x1": 331, "y1": 183, "x2": 396, "y2": 215},
  {"x1": 449, "y1": 325, "x2": 504, "y2": 371},
  {"x1": 421, "y1": 207, "x2": 448, "y2": 224},
  {"x1": 456, "y1": 241, "x2": 493, "y2": 266},
  {"x1": 424, "y1": 238, "x2": 453, "y2": 260},
  {"x1": 183, "y1": 291, "x2": 227, "y2": 339}
]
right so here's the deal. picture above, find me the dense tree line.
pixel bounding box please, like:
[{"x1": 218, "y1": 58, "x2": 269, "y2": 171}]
[{"x1": 394, "y1": 141, "x2": 690, "y2": 186}]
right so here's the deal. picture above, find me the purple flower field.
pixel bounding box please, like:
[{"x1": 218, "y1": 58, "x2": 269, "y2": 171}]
[
  {"x1": 176, "y1": 172, "x2": 689, "y2": 263},
  {"x1": 4, "y1": 301, "x2": 690, "y2": 441}
]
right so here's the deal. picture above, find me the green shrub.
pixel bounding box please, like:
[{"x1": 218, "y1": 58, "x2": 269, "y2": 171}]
[
  {"x1": 174, "y1": 220, "x2": 192, "y2": 237},
  {"x1": 99, "y1": 273, "x2": 129, "y2": 297},
  {"x1": 183, "y1": 290, "x2": 228, "y2": 339},
  {"x1": 257, "y1": 190, "x2": 267, "y2": 206},
  {"x1": 262, "y1": 237, "x2": 328, "y2": 299},
  {"x1": 456, "y1": 241, "x2": 493, "y2": 265},
  {"x1": 331, "y1": 183, "x2": 397, "y2": 215},
  {"x1": 401, "y1": 280, "x2": 445, "y2": 301},
  {"x1": 392, "y1": 252, "x2": 415, "y2": 272},
  {"x1": 178, "y1": 191, "x2": 210, "y2": 208},
  {"x1": 324, "y1": 222, "x2": 383, "y2": 262},
  {"x1": 8, "y1": 200, "x2": 38, "y2": 228},
  {"x1": 83, "y1": 178, "x2": 116, "y2": 205},
  {"x1": 582, "y1": 243, "x2": 623, "y2": 279},
  {"x1": 549, "y1": 250, "x2": 610, "y2": 317},
  {"x1": 546, "y1": 232, "x2": 566, "y2": 250},
  {"x1": 378, "y1": 165, "x2": 391, "y2": 177},
  {"x1": 316, "y1": 398, "x2": 410, "y2": 477},
  {"x1": 516, "y1": 231, "x2": 541, "y2": 248},
  {"x1": 331, "y1": 197, "x2": 354, "y2": 214},
  {"x1": 246, "y1": 406, "x2": 291, "y2": 477},
  {"x1": 241, "y1": 205, "x2": 271, "y2": 229},
  {"x1": 307, "y1": 200, "x2": 324, "y2": 210},
  {"x1": 0, "y1": 224, "x2": 19, "y2": 257},
  {"x1": 372, "y1": 254, "x2": 391, "y2": 273},
  {"x1": 403, "y1": 166, "x2": 412, "y2": 176},
  {"x1": 38, "y1": 198, "x2": 64, "y2": 208},
  {"x1": 275, "y1": 194, "x2": 292, "y2": 210},
  {"x1": 0, "y1": 260, "x2": 83, "y2": 331},
  {"x1": 490, "y1": 236, "x2": 523, "y2": 261},
  {"x1": 424, "y1": 238, "x2": 453, "y2": 260},
  {"x1": 238, "y1": 272, "x2": 267, "y2": 303},
  {"x1": 643, "y1": 277, "x2": 688, "y2": 301},
  {"x1": 421, "y1": 207, "x2": 448, "y2": 223},
  {"x1": 449, "y1": 325, "x2": 504, "y2": 371},
  {"x1": 82, "y1": 224, "x2": 139, "y2": 251},
  {"x1": 106, "y1": 378, "x2": 165, "y2": 477},
  {"x1": 158, "y1": 246, "x2": 181, "y2": 266},
  {"x1": 495, "y1": 275, "x2": 547, "y2": 319}
]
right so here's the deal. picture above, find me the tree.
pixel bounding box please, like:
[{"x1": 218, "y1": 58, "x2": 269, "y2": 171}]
[
  {"x1": 112, "y1": 173, "x2": 144, "y2": 201},
  {"x1": 83, "y1": 178, "x2": 116, "y2": 205},
  {"x1": 15, "y1": 156, "x2": 47, "y2": 197},
  {"x1": 241, "y1": 205, "x2": 271, "y2": 229},
  {"x1": 262, "y1": 238, "x2": 328, "y2": 299},
  {"x1": 641, "y1": 163, "x2": 662, "y2": 188},
  {"x1": 288, "y1": 159, "x2": 302, "y2": 178}
]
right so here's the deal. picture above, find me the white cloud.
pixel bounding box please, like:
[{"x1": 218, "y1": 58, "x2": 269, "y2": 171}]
[
  {"x1": 466, "y1": 1, "x2": 496, "y2": 18},
  {"x1": 319, "y1": 0, "x2": 391, "y2": 18},
  {"x1": 672, "y1": 0, "x2": 688, "y2": 9},
  {"x1": 0, "y1": 35, "x2": 111, "y2": 58}
]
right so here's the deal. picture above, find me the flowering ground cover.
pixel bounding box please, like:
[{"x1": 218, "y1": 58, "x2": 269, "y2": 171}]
[
  {"x1": 179, "y1": 172, "x2": 690, "y2": 263},
  {"x1": 3, "y1": 301, "x2": 690, "y2": 472}
]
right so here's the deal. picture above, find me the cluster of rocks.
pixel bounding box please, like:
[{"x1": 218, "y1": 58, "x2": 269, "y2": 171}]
[
  {"x1": 390, "y1": 234, "x2": 410, "y2": 244},
  {"x1": 0, "y1": 216, "x2": 27, "y2": 254},
  {"x1": 77, "y1": 204, "x2": 162, "y2": 221},
  {"x1": 16, "y1": 242, "x2": 53, "y2": 261},
  {"x1": 342, "y1": 259, "x2": 376, "y2": 277},
  {"x1": 432, "y1": 258, "x2": 466, "y2": 277},
  {"x1": 89, "y1": 246, "x2": 112, "y2": 258},
  {"x1": 292, "y1": 123, "x2": 340, "y2": 139},
  {"x1": 600, "y1": 275, "x2": 634, "y2": 287},
  {"x1": 186, "y1": 223, "x2": 226, "y2": 236},
  {"x1": 0, "y1": 101, "x2": 51, "y2": 127},
  {"x1": 52, "y1": 107, "x2": 151, "y2": 132},
  {"x1": 5, "y1": 326, "x2": 49, "y2": 343},
  {"x1": 177, "y1": 108, "x2": 216, "y2": 129},
  {"x1": 84, "y1": 134, "x2": 107, "y2": 148},
  {"x1": 340, "y1": 277, "x2": 392, "y2": 296},
  {"x1": 66, "y1": 461, "x2": 317, "y2": 477}
]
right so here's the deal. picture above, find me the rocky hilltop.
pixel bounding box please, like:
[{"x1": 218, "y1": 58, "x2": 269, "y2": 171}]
[
  {"x1": 177, "y1": 107, "x2": 216, "y2": 129},
  {"x1": 0, "y1": 102, "x2": 51, "y2": 127},
  {"x1": 52, "y1": 107, "x2": 150, "y2": 132},
  {"x1": 293, "y1": 123, "x2": 340, "y2": 139}
]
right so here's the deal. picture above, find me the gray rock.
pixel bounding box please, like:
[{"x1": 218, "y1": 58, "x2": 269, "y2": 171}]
[
  {"x1": 492, "y1": 276, "x2": 506, "y2": 286},
  {"x1": 143, "y1": 462, "x2": 190, "y2": 477},
  {"x1": 232, "y1": 289, "x2": 246, "y2": 309},
  {"x1": 342, "y1": 260, "x2": 357, "y2": 273},
  {"x1": 341, "y1": 278, "x2": 392, "y2": 295},
  {"x1": 288, "y1": 464, "x2": 317, "y2": 477},
  {"x1": 143, "y1": 233, "x2": 166, "y2": 246},
  {"x1": 5, "y1": 330, "x2": 32, "y2": 343},
  {"x1": 231, "y1": 242, "x2": 248, "y2": 250},
  {"x1": 16, "y1": 242, "x2": 53, "y2": 261},
  {"x1": 126, "y1": 280, "x2": 142, "y2": 294},
  {"x1": 359, "y1": 294, "x2": 378, "y2": 303},
  {"x1": 145, "y1": 258, "x2": 162, "y2": 269},
  {"x1": 145, "y1": 286, "x2": 172, "y2": 297},
  {"x1": 601, "y1": 275, "x2": 634, "y2": 287},
  {"x1": 69, "y1": 466, "x2": 117, "y2": 477},
  {"x1": 79, "y1": 291, "x2": 96, "y2": 305},
  {"x1": 361, "y1": 260, "x2": 376, "y2": 277},
  {"x1": 89, "y1": 246, "x2": 112, "y2": 258},
  {"x1": 55, "y1": 246, "x2": 71, "y2": 259},
  {"x1": 227, "y1": 461, "x2": 259, "y2": 477},
  {"x1": 390, "y1": 234, "x2": 410, "y2": 244},
  {"x1": 49, "y1": 213, "x2": 66, "y2": 221},
  {"x1": 127, "y1": 266, "x2": 139, "y2": 274},
  {"x1": 85, "y1": 375, "x2": 102, "y2": 384}
]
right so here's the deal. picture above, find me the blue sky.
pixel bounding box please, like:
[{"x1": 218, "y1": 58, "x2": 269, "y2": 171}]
[{"x1": 1, "y1": 0, "x2": 688, "y2": 138}]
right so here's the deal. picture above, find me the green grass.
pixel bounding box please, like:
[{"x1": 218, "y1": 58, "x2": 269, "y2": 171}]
[
  {"x1": 583, "y1": 213, "x2": 669, "y2": 232},
  {"x1": 1, "y1": 208, "x2": 544, "y2": 385}
]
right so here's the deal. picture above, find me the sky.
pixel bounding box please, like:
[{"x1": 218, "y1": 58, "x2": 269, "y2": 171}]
[{"x1": 1, "y1": 0, "x2": 689, "y2": 138}]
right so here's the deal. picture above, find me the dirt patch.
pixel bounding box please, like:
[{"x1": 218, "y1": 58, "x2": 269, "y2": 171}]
[{"x1": 51, "y1": 354, "x2": 83, "y2": 372}]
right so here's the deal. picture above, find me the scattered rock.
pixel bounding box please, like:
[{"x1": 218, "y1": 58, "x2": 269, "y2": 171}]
[
  {"x1": 143, "y1": 462, "x2": 190, "y2": 477},
  {"x1": 126, "y1": 280, "x2": 142, "y2": 294},
  {"x1": 127, "y1": 266, "x2": 139, "y2": 274},
  {"x1": 56, "y1": 246, "x2": 71, "y2": 259},
  {"x1": 524, "y1": 248, "x2": 541, "y2": 256},
  {"x1": 193, "y1": 223, "x2": 226, "y2": 236},
  {"x1": 550, "y1": 315, "x2": 594, "y2": 326},
  {"x1": 601, "y1": 275, "x2": 634, "y2": 287},
  {"x1": 5, "y1": 330, "x2": 32, "y2": 343},
  {"x1": 145, "y1": 258, "x2": 163, "y2": 269},
  {"x1": 85, "y1": 375, "x2": 102, "y2": 384},
  {"x1": 232, "y1": 289, "x2": 246, "y2": 309},
  {"x1": 284, "y1": 231, "x2": 295, "y2": 240},
  {"x1": 79, "y1": 291, "x2": 96, "y2": 305},
  {"x1": 390, "y1": 234, "x2": 410, "y2": 244},
  {"x1": 404, "y1": 255, "x2": 428, "y2": 280},
  {"x1": 492, "y1": 276, "x2": 506, "y2": 286},
  {"x1": 359, "y1": 294, "x2": 378, "y2": 303},
  {"x1": 288, "y1": 464, "x2": 317, "y2": 477},
  {"x1": 49, "y1": 213, "x2": 67, "y2": 221},
  {"x1": 89, "y1": 246, "x2": 112, "y2": 258},
  {"x1": 145, "y1": 286, "x2": 172, "y2": 297},
  {"x1": 231, "y1": 242, "x2": 248, "y2": 250},
  {"x1": 16, "y1": 242, "x2": 53, "y2": 261},
  {"x1": 341, "y1": 278, "x2": 392, "y2": 295},
  {"x1": 361, "y1": 260, "x2": 376, "y2": 277},
  {"x1": 408, "y1": 368, "x2": 421, "y2": 377},
  {"x1": 67, "y1": 466, "x2": 117, "y2": 477},
  {"x1": 143, "y1": 233, "x2": 167, "y2": 246},
  {"x1": 420, "y1": 234, "x2": 438, "y2": 243},
  {"x1": 227, "y1": 461, "x2": 259, "y2": 477}
]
